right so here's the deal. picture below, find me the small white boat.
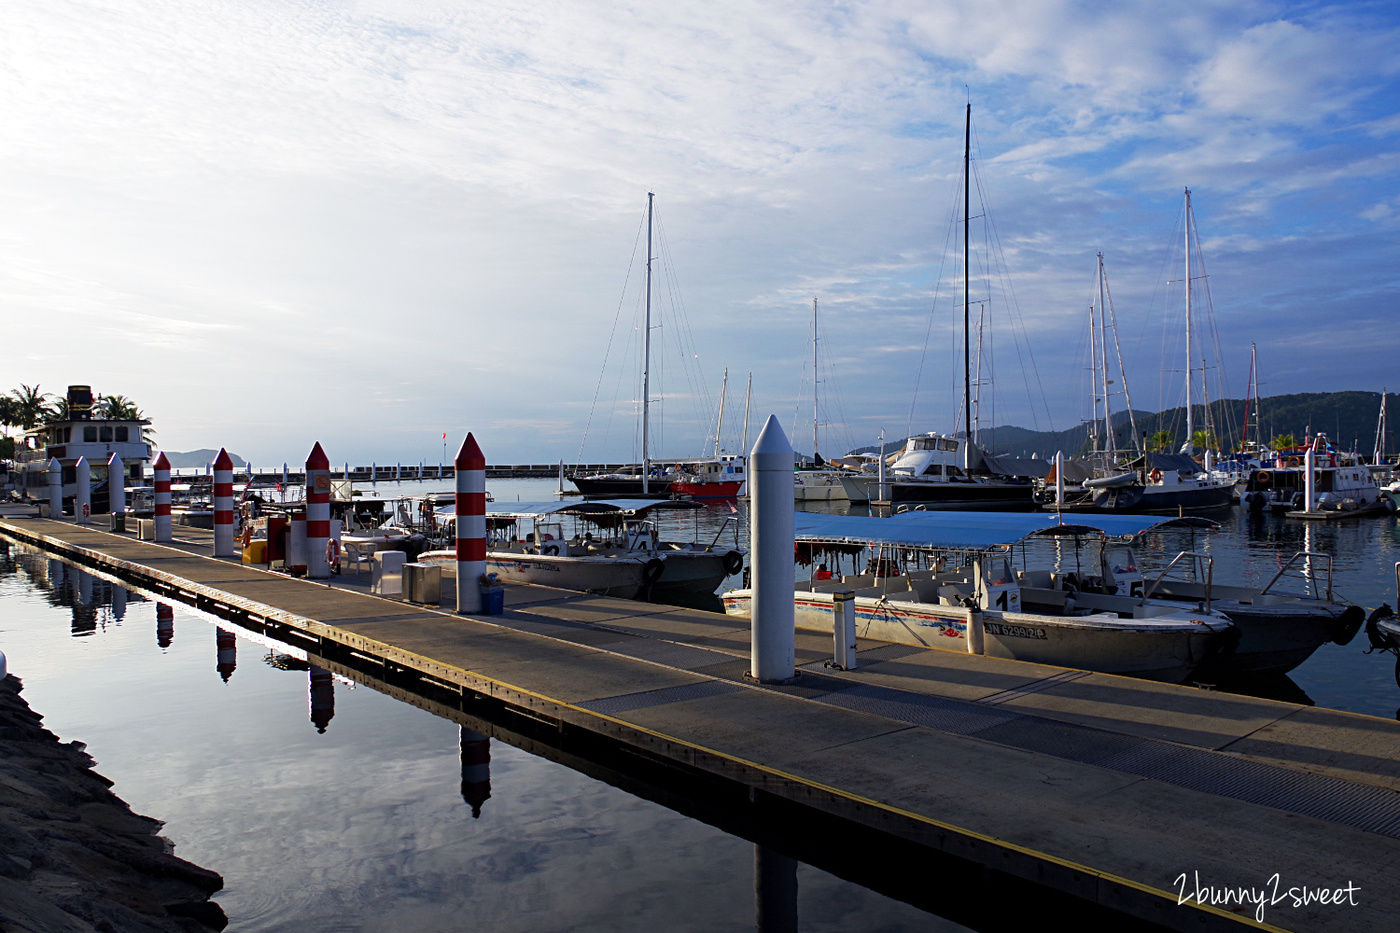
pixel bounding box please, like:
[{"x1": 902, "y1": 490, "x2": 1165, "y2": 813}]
[
  {"x1": 420, "y1": 499, "x2": 743, "y2": 600},
  {"x1": 722, "y1": 511, "x2": 1240, "y2": 683}
]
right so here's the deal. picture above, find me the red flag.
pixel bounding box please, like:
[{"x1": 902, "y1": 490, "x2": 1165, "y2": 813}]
[{"x1": 442, "y1": 433, "x2": 447, "y2": 439}]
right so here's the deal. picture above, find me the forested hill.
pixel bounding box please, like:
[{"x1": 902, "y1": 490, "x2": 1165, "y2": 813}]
[{"x1": 857, "y1": 391, "x2": 1393, "y2": 460}]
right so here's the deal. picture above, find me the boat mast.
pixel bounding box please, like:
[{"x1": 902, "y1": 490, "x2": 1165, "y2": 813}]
[
  {"x1": 714, "y1": 368, "x2": 728, "y2": 458},
  {"x1": 742, "y1": 372, "x2": 752, "y2": 456},
  {"x1": 963, "y1": 102, "x2": 972, "y2": 469},
  {"x1": 812, "y1": 296, "x2": 820, "y2": 465},
  {"x1": 1375, "y1": 388, "x2": 1388, "y2": 465},
  {"x1": 1243, "y1": 343, "x2": 1256, "y2": 450},
  {"x1": 1182, "y1": 187, "x2": 1194, "y2": 454},
  {"x1": 1087, "y1": 299, "x2": 1100, "y2": 455},
  {"x1": 1097, "y1": 253, "x2": 1113, "y2": 455},
  {"x1": 642, "y1": 191, "x2": 654, "y2": 494}
]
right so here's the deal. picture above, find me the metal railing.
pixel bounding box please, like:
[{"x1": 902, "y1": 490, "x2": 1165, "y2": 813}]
[
  {"x1": 1260, "y1": 551, "x2": 1333, "y2": 601},
  {"x1": 1143, "y1": 550, "x2": 1214, "y2": 611}
]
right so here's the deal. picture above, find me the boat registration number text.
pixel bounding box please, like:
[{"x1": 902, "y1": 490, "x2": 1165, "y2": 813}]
[{"x1": 984, "y1": 622, "x2": 1047, "y2": 640}]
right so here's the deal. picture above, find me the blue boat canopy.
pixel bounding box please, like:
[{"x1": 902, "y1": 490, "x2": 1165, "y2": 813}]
[{"x1": 794, "y1": 510, "x2": 1214, "y2": 551}]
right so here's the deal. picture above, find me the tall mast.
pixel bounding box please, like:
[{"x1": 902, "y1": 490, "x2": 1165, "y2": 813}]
[
  {"x1": 1243, "y1": 343, "x2": 1256, "y2": 450},
  {"x1": 1375, "y1": 389, "x2": 1388, "y2": 465},
  {"x1": 1087, "y1": 300, "x2": 1100, "y2": 455},
  {"x1": 1183, "y1": 187, "x2": 1194, "y2": 454},
  {"x1": 1097, "y1": 253, "x2": 1112, "y2": 454},
  {"x1": 963, "y1": 102, "x2": 972, "y2": 467},
  {"x1": 812, "y1": 296, "x2": 820, "y2": 464},
  {"x1": 742, "y1": 372, "x2": 752, "y2": 455},
  {"x1": 642, "y1": 191, "x2": 654, "y2": 493},
  {"x1": 714, "y1": 368, "x2": 728, "y2": 458}
]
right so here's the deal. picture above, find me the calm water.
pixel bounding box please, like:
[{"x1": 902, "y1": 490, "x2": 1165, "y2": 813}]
[{"x1": 5, "y1": 481, "x2": 1400, "y2": 931}]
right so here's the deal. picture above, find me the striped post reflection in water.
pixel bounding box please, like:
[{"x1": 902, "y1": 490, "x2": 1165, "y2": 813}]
[
  {"x1": 459, "y1": 727, "x2": 491, "y2": 818},
  {"x1": 156, "y1": 603, "x2": 174, "y2": 649},
  {"x1": 216, "y1": 628, "x2": 237, "y2": 683},
  {"x1": 309, "y1": 665, "x2": 334, "y2": 733}
]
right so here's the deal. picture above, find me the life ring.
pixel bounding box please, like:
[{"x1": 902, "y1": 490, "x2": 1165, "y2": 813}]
[
  {"x1": 1255, "y1": 471, "x2": 1271, "y2": 488},
  {"x1": 722, "y1": 550, "x2": 744, "y2": 575},
  {"x1": 543, "y1": 544, "x2": 560, "y2": 556},
  {"x1": 325, "y1": 537, "x2": 341, "y2": 571},
  {"x1": 1287, "y1": 457, "x2": 1301, "y2": 467},
  {"x1": 1149, "y1": 470, "x2": 1162, "y2": 483},
  {"x1": 643, "y1": 557, "x2": 665, "y2": 584}
]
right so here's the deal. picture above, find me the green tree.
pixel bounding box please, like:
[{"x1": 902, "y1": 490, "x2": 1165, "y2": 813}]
[
  {"x1": 8, "y1": 384, "x2": 52, "y2": 429},
  {"x1": 1270, "y1": 434, "x2": 1297, "y2": 451},
  {"x1": 1191, "y1": 429, "x2": 1218, "y2": 451},
  {"x1": 1146, "y1": 430, "x2": 1174, "y2": 453},
  {"x1": 96, "y1": 394, "x2": 143, "y2": 420}
]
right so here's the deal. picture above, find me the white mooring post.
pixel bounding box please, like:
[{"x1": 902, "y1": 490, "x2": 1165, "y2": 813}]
[
  {"x1": 75, "y1": 457, "x2": 91, "y2": 524},
  {"x1": 306, "y1": 442, "x2": 332, "y2": 578},
  {"x1": 107, "y1": 452, "x2": 126, "y2": 516},
  {"x1": 153, "y1": 453, "x2": 173, "y2": 542},
  {"x1": 1054, "y1": 450, "x2": 1065, "y2": 511},
  {"x1": 750, "y1": 415, "x2": 795, "y2": 683},
  {"x1": 455, "y1": 433, "x2": 487, "y2": 613},
  {"x1": 1304, "y1": 448, "x2": 1316, "y2": 512},
  {"x1": 46, "y1": 457, "x2": 62, "y2": 520},
  {"x1": 832, "y1": 589, "x2": 857, "y2": 670}
]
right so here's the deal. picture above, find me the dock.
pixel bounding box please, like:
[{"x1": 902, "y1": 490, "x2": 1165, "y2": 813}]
[{"x1": 3, "y1": 513, "x2": 1400, "y2": 931}]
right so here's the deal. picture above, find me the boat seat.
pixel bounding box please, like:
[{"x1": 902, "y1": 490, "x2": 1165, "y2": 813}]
[
  {"x1": 1019, "y1": 586, "x2": 1067, "y2": 609},
  {"x1": 1017, "y1": 569, "x2": 1053, "y2": 589},
  {"x1": 938, "y1": 583, "x2": 974, "y2": 606}
]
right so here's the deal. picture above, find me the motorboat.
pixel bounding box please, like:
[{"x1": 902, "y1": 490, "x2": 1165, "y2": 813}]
[
  {"x1": 1042, "y1": 452, "x2": 1234, "y2": 514},
  {"x1": 1239, "y1": 435, "x2": 1391, "y2": 516},
  {"x1": 721, "y1": 510, "x2": 1239, "y2": 683},
  {"x1": 418, "y1": 499, "x2": 744, "y2": 600},
  {"x1": 885, "y1": 433, "x2": 1039, "y2": 510}
]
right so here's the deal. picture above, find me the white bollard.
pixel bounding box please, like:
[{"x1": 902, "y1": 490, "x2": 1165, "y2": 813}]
[
  {"x1": 306, "y1": 443, "x2": 331, "y2": 578},
  {"x1": 966, "y1": 609, "x2": 985, "y2": 655},
  {"x1": 75, "y1": 457, "x2": 91, "y2": 524},
  {"x1": 107, "y1": 452, "x2": 126, "y2": 515},
  {"x1": 750, "y1": 415, "x2": 795, "y2": 683},
  {"x1": 213, "y1": 448, "x2": 235, "y2": 557},
  {"x1": 1304, "y1": 449, "x2": 1315, "y2": 512},
  {"x1": 47, "y1": 457, "x2": 62, "y2": 520},
  {"x1": 1054, "y1": 450, "x2": 1065, "y2": 511},
  {"x1": 832, "y1": 590, "x2": 857, "y2": 670},
  {"x1": 455, "y1": 433, "x2": 488, "y2": 614},
  {"x1": 153, "y1": 452, "x2": 173, "y2": 542}
]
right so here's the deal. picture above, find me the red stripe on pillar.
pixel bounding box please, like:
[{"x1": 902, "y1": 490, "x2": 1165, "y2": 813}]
[
  {"x1": 308, "y1": 521, "x2": 330, "y2": 537},
  {"x1": 214, "y1": 512, "x2": 235, "y2": 525},
  {"x1": 458, "y1": 539, "x2": 486, "y2": 562}
]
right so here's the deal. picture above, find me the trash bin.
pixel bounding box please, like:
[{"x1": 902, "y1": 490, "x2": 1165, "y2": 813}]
[
  {"x1": 109, "y1": 512, "x2": 126, "y2": 533},
  {"x1": 402, "y1": 562, "x2": 442, "y2": 604},
  {"x1": 480, "y1": 584, "x2": 505, "y2": 615}
]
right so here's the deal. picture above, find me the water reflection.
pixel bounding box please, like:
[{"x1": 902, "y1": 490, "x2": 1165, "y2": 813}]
[
  {"x1": 216, "y1": 628, "x2": 237, "y2": 682},
  {"x1": 309, "y1": 665, "x2": 335, "y2": 733},
  {"x1": 754, "y1": 846, "x2": 799, "y2": 933},
  {"x1": 157, "y1": 603, "x2": 174, "y2": 649},
  {"x1": 459, "y1": 726, "x2": 492, "y2": 818}
]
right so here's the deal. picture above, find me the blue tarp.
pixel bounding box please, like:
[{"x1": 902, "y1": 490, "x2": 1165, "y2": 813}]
[{"x1": 794, "y1": 510, "x2": 1212, "y2": 550}]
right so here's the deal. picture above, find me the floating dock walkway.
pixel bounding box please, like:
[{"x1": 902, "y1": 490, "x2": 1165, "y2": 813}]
[{"x1": 3, "y1": 513, "x2": 1400, "y2": 932}]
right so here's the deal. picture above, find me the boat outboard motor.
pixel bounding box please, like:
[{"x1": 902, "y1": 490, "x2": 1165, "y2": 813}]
[{"x1": 1365, "y1": 604, "x2": 1395, "y2": 651}]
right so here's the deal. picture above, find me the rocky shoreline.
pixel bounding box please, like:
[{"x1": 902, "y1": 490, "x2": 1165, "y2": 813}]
[{"x1": 0, "y1": 675, "x2": 226, "y2": 932}]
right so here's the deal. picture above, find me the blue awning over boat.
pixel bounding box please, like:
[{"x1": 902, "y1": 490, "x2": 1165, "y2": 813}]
[{"x1": 794, "y1": 510, "x2": 1214, "y2": 550}]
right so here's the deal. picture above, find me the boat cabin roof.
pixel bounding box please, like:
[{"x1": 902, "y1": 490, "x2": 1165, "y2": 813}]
[{"x1": 795, "y1": 510, "x2": 1216, "y2": 551}]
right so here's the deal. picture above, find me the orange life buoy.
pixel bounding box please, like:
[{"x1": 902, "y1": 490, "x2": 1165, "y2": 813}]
[
  {"x1": 1149, "y1": 470, "x2": 1163, "y2": 483},
  {"x1": 1256, "y1": 471, "x2": 1271, "y2": 487},
  {"x1": 326, "y1": 537, "x2": 340, "y2": 569}
]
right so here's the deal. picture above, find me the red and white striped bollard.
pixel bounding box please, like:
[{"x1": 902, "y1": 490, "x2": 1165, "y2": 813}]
[
  {"x1": 153, "y1": 452, "x2": 172, "y2": 542},
  {"x1": 455, "y1": 433, "x2": 487, "y2": 613},
  {"x1": 213, "y1": 448, "x2": 235, "y2": 557},
  {"x1": 306, "y1": 442, "x2": 331, "y2": 578}
]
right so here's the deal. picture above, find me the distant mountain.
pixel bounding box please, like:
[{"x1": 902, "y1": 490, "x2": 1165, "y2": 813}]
[
  {"x1": 850, "y1": 391, "x2": 1394, "y2": 460},
  {"x1": 157, "y1": 449, "x2": 247, "y2": 469}
]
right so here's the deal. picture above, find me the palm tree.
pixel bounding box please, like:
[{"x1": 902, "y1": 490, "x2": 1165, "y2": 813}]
[
  {"x1": 1146, "y1": 430, "x2": 1174, "y2": 453},
  {"x1": 9, "y1": 384, "x2": 52, "y2": 429},
  {"x1": 1190, "y1": 429, "x2": 1218, "y2": 452},
  {"x1": 1270, "y1": 434, "x2": 1297, "y2": 451},
  {"x1": 96, "y1": 394, "x2": 143, "y2": 420}
]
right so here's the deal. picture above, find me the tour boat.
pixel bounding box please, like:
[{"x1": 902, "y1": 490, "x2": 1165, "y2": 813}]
[{"x1": 15, "y1": 385, "x2": 151, "y2": 515}]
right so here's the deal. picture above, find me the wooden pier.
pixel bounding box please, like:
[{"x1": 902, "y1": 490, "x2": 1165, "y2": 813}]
[{"x1": 3, "y1": 513, "x2": 1400, "y2": 932}]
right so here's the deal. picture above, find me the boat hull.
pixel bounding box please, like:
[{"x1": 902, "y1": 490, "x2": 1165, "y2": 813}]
[
  {"x1": 889, "y1": 480, "x2": 1035, "y2": 511},
  {"x1": 721, "y1": 589, "x2": 1231, "y2": 683},
  {"x1": 669, "y1": 479, "x2": 743, "y2": 499}
]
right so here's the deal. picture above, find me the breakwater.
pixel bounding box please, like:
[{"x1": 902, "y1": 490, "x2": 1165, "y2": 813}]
[{"x1": 0, "y1": 675, "x2": 226, "y2": 931}]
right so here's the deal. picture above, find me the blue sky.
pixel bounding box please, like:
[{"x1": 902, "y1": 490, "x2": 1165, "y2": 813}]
[{"x1": 2, "y1": 0, "x2": 1398, "y2": 464}]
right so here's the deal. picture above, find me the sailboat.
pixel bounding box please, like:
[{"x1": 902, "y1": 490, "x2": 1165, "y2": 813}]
[
  {"x1": 885, "y1": 103, "x2": 1038, "y2": 510},
  {"x1": 1048, "y1": 190, "x2": 1233, "y2": 514},
  {"x1": 793, "y1": 297, "x2": 850, "y2": 502}
]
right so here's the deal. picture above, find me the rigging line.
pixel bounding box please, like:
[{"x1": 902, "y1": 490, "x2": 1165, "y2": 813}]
[
  {"x1": 577, "y1": 206, "x2": 649, "y2": 464},
  {"x1": 653, "y1": 209, "x2": 714, "y2": 452},
  {"x1": 906, "y1": 177, "x2": 962, "y2": 440},
  {"x1": 968, "y1": 125, "x2": 1054, "y2": 434},
  {"x1": 1100, "y1": 262, "x2": 1142, "y2": 455}
]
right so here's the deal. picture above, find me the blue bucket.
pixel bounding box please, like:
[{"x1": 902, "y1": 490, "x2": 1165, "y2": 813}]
[{"x1": 480, "y1": 585, "x2": 505, "y2": 615}]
